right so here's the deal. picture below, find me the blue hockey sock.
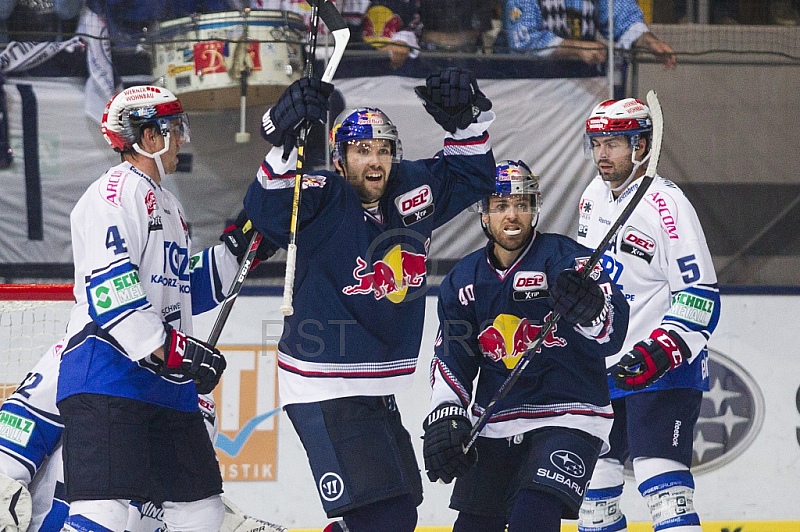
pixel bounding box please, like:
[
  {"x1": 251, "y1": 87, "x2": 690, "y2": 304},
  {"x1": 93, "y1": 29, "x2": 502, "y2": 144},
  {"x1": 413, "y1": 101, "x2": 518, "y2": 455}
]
[
  {"x1": 508, "y1": 489, "x2": 563, "y2": 532},
  {"x1": 341, "y1": 494, "x2": 417, "y2": 532},
  {"x1": 453, "y1": 512, "x2": 506, "y2": 532}
]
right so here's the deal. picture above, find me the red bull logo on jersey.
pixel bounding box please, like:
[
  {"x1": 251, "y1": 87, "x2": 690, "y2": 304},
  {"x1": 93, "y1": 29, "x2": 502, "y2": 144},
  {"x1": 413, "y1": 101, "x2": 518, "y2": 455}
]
[
  {"x1": 477, "y1": 313, "x2": 567, "y2": 369},
  {"x1": 342, "y1": 243, "x2": 428, "y2": 303}
]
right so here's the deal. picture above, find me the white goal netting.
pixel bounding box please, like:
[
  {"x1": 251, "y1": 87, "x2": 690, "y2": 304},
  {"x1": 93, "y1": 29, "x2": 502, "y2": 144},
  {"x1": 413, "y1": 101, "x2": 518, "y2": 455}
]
[{"x1": 0, "y1": 285, "x2": 74, "y2": 400}]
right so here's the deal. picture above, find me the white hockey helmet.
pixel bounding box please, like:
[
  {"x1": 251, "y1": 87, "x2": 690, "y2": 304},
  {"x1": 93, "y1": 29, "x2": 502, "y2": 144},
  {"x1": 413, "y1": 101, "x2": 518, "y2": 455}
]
[
  {"x1": 329, "y1": 107, "x2": 402, "y2": 166},
  {"x1": 585, "y1": 98, "x2": 652, "y2": 152},
  {"x1": 101, "y1": 86, "x2": 190, "y2": 153}
]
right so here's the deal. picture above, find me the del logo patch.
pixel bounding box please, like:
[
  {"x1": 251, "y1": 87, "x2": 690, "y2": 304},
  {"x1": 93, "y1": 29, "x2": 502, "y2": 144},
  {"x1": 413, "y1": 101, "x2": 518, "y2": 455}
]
[
  {"x1": 512, "y1": 271, "x2": 548, "y2": 301},
  {"x1": 395, "y1": 185, "x2": 434, "y2": 226}
]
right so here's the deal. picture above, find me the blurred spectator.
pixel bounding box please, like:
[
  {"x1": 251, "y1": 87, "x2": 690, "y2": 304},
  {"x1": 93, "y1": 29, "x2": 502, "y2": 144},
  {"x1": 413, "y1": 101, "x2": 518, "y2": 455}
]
[
  {"x1": 418, "y1": 0, "x2": 493, "y2": 53},
  {"x1": 770, "y1": 0, "x2": 800, "y2": 24},
  {"x1": 0, "y1": 0, "x2": 82, "y2": 43},
  {"x1": 674, "y1": 0, "x2": 740, "y2": 24},
  {"x1": 494, "y1": 0, "x2": 676, "y2": 70},
  {"x1": 361, "y1": 0, "x2": 421, "y2": 69},
  {"x1": 86, "y1": 0, "x2": 229, "y2": 42}
]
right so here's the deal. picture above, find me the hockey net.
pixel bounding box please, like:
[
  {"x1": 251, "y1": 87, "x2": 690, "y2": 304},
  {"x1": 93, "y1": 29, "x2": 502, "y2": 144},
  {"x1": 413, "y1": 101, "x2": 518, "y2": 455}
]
[{"x1": 0, "y1": 284, "x2": 74, "y2": 400}]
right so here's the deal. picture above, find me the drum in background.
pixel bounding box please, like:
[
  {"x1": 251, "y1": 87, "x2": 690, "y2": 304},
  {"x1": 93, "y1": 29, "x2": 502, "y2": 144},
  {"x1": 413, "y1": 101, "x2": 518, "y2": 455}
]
[{"x1": 151, "y1": 10, "x2": 306, "y2": 111}]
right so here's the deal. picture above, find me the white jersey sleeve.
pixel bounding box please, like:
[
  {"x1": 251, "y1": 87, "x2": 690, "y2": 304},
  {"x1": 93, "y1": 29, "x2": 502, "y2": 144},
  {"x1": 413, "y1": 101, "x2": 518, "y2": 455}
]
[{"x1": 578, "y1": 175, "x2": 720, "y2": 366}]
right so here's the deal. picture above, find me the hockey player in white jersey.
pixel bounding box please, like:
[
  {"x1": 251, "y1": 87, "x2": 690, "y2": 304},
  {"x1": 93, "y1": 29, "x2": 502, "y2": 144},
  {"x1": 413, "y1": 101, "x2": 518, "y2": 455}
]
[
  {"x1": 54, "y1": 85, "x2": 270, "y2": 532},
  {"x1": 576, "y1": 98, "x2": 720, "y2": 532},
  {"x1": 0, "y1": 342, "x2": 288, "y2": 532}
]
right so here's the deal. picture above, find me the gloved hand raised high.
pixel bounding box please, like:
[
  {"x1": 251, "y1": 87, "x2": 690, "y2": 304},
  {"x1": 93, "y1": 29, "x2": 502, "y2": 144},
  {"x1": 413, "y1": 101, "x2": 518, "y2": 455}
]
[
  {"x1": 414, "y1": 67, "x2": 492, "y2": 133},
  {"x1": 220, "y1": 210, "x2": 278, "y2": 269},
  {"x1": 261, "y1": 77, "x2": 334, "y2": 152},
  {"x1": 422, "y1": 403, "x2": 478, "y2": 484},
  {"x1": 162, "y1": 324, "x2": 227, "y2": 394},
  {"x1": 547, "y1": 269, "x2": 607, "y2": 326}
]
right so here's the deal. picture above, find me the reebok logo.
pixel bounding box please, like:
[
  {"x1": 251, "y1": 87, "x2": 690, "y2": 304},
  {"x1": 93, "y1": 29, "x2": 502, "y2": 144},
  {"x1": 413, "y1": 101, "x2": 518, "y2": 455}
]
[{"x1": 673, "y1": 419, "x2": 682, "y2": 447}]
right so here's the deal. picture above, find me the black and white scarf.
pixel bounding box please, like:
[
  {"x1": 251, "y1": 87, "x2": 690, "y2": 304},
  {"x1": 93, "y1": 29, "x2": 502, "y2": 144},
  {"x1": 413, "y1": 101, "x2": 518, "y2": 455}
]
[{"x1": 539, "y1": 0, "x2": 596, "y2": 40}]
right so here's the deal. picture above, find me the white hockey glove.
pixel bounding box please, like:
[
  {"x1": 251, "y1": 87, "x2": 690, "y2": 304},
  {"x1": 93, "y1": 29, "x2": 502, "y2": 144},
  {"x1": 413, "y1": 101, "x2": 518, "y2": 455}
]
[
  {"x1": 220, "y1": 497, "x2": 287, "y2": 532},
  {"x1": 0, "y1": 473, "x2": 31, "y2": 532}
]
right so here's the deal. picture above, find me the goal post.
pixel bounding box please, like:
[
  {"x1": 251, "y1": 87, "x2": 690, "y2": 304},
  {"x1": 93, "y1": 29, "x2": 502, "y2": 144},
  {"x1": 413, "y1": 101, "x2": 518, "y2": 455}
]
[{"x1": 0, "y1": 284, "x2": 74, "y2": 399}]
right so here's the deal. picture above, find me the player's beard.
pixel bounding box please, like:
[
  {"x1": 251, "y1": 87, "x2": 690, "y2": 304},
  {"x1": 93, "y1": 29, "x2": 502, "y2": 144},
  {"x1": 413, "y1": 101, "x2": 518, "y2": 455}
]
[
  {"x1": 491, "y1": 223, "x2": 533, "y2": 253},
  {"x1": 596, "y1": 156, "x2": 635, "y2": 186},
  {"x1": 345, "y1": 167, "x2": 388, "y2": 207}
]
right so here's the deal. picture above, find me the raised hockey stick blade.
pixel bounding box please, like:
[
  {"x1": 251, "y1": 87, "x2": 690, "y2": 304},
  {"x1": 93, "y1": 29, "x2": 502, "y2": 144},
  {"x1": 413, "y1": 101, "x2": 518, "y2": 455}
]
[
  {"x1": 464, "y1": 90, "x2": 664, "y2": 453},
  {"x1": 207, "y1": 230, "x2": 263, "y2": 347},
  {"x1": 281, "y1": 0, "x2": 350, "y2": 316}
]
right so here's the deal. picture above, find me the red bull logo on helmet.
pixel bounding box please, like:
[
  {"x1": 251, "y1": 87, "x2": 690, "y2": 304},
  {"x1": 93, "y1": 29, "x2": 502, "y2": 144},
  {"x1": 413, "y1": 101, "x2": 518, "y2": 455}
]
[
  {"x1": 342, "y1": 243, "x2": 428, "y2": 303},
  {"x1": 478, "y1": 313, "x2": 567, "y2": 369},
  {"x1": 357, "y1": 112, "x2": 384, "y2": 126},
  {"x1": 497, "y1": 165, "x2": 524, "y2": 181}
]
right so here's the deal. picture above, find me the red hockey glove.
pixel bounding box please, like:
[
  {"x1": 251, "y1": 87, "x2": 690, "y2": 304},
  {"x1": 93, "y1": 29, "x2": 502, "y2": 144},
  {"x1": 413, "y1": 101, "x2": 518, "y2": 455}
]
[{"x1": 611, "y1": 328, "x2": 689, "y2": 391}]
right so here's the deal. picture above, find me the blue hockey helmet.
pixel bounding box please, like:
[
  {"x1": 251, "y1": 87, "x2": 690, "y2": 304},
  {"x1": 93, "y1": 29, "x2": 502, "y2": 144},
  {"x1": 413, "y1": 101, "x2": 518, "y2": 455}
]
[
  {"x1": 480, "y1": 160, "x2": 541, "y2": 237},
  {"x1": 330, "y1": 107, "x2": 403, "y2": 166}
]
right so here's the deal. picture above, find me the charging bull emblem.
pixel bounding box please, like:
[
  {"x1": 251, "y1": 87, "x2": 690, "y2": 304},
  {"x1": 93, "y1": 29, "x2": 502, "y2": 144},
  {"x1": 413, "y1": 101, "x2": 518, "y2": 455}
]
[
  {"x1": 478, "y1": 313, "x2": 567, "y2": 369},
  {"x1": 342, "y1": 243, "x2": 427, "y2": 303}
]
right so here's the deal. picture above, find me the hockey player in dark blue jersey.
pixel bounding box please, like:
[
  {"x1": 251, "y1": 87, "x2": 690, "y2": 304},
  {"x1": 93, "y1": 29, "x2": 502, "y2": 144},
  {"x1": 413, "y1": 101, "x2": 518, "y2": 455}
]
[
  {"x1": 243, "y1": 68, "x2": 495, "y2": 532},
  {"x1": 423, "y1": 160, "x2": 630, "y2": 532}
]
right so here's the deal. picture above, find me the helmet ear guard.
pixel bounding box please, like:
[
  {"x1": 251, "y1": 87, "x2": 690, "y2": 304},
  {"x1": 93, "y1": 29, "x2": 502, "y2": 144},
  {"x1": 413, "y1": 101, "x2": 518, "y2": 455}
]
[
  {"x1": 330, "y1": 107, "x2": 402, "y2": 168},
  {"x1": 101, "y1": 86, "x2": 189, "y2": 154}
]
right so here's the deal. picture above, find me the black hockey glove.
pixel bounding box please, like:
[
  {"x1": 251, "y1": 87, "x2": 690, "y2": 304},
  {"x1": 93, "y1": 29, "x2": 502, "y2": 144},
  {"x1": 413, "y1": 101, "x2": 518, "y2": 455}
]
[
  {"x1": 611, "y1": 328, "x2": 689, "y2": 391},
  {"x1": 414, "y1": 67, "x2": 492, "y2": 133},
  {"x1": 163, "y1": 324, "x2": 227, "y2": 394},
  {"x1": 422, "y1": 403, "x2": 478, "y2": 484},
  {"x1": 547, "y1": 269, "x2": 607, "y2": 326},
  {"x1": 260, "y1": 77, "x2": 334, "y2": 152},
  {"x1": 220, "y1": 210, "x2": 278, "y2": 269}
]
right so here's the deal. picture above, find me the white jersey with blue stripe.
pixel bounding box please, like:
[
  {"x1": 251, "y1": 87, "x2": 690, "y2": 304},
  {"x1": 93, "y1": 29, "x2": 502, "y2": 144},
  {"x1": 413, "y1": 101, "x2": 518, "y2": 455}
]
[
  {"x1": 577, "y1": 174, "x2": 720, "y2": 398},
  {"x1": 0, "y1": 341, "x2": 220, "y2": 532},
  {"x1": 58, "y1": 162, "x2": 238, "y2": 411}
]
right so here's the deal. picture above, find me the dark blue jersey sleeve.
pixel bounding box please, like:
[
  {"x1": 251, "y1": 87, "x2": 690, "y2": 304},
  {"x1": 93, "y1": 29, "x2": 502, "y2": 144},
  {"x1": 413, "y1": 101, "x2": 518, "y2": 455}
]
[
  {"x1": 409, "y1": 132, "x2": 495, "y2": 229},
  {"x1": 429, "y1": 260, "x2": 482, "y2": 408},
  {"x1": 244, "y1": 148, "x2": 347, "y2": 252}
]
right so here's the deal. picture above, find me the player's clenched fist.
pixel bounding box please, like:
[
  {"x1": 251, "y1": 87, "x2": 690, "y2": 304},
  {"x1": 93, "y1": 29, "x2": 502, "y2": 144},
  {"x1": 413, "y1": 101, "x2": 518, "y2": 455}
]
[
  {"x1": 261, "y1": 77, "x2": 334, "y2": 152},
  {"x1": 422, "y1": 403, "x2": 478, "y2": 484},
  {"x1": 548, "y1": 269, "x2": 607, "y2": 326},
  {"x1": 163, "y1": 324, "x2": 227, "y2": 394},
  {"x1": 611, "y1": 328, "x2": 688, "y2": 391},
  {"x1": 414, "y1": 67, "x2": 492, "y2": 133}
]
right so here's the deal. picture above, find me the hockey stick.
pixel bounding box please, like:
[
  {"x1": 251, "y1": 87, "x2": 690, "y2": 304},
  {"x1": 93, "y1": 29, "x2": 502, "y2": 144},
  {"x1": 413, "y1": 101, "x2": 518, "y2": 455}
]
[
  {"x1": 280, "y1": 0, "x2": 350, "y2": 316},
  {"x1": 207, "y1": 222, "x2": 262, "y2": 347},
  {"x1": 463, "y1": 90, "x2": 664, "y2": 453}
]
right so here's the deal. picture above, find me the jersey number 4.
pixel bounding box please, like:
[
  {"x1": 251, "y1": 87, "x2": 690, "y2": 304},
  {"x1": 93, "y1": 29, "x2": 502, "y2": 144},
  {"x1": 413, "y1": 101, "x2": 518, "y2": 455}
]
[{"x1": 106, "y1": 226, "x2": 128, "y2": 255}]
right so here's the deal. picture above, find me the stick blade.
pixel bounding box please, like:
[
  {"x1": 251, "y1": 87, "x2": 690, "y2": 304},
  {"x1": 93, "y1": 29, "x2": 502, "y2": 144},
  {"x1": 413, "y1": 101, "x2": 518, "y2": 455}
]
[{"x1": 644, "y1": 90, "x2": 663, "y2": 179}]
